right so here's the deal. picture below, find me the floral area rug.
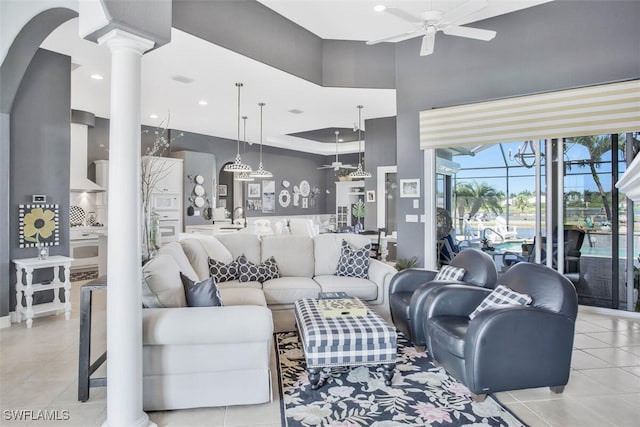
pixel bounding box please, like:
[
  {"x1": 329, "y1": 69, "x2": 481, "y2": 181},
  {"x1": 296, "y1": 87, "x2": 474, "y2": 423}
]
[{"x1": 275, "y1": 331, "x2": 526, "y2": 427}]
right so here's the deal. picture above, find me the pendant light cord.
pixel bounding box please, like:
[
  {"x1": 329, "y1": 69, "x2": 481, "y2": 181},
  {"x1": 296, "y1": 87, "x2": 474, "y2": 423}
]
[
  {"x1": 357, "y1": 105, "x2": 363, "y2": 165},
  {"x1": 236, "y1": 82, "x2": 243, "y2": 155},
  {"x1": 259, "y1": 102, "x2": 265, "y2": 162}
]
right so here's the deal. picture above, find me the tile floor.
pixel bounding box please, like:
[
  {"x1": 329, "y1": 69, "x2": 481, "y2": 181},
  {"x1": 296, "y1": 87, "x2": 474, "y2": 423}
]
[{"x1": 1, "y1": 280, "x2": 639, "y2": 426}]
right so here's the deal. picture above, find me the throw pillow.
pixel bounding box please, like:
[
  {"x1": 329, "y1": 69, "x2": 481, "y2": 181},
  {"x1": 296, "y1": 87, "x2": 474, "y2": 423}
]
[
  {"x1": 434, "y1": 265, "x2": 466, "y2": 281},
  {"x1": 237, "y1": 255, "x2": 280, "y2": 283},
  {"x1": 180, "y1": 272, "x2": 223, "y2": 307},
  {"x1": 335, "y1": 240, "x2": 371, "y2": 279},
  {"x1": 469, "y1": 285, "x2": 532, "y2": 320},
  {"x1": 208, "y1": 257, "x2": 239, "y2": 283}
]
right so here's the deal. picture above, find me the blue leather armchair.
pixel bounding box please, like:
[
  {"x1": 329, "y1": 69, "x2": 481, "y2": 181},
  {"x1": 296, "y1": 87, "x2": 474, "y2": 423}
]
[
  {"x1": 424, "y1": 262, "x2": 578, "y2": 397},
  {"x1": 388, "y1": 249, "x2": 498, "y2": 347}
]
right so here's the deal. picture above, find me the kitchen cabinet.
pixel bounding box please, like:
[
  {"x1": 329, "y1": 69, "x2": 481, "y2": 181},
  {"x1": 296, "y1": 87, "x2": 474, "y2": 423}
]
[{"x1": 143, "y1": 156, "x2": 183, "y2": 193}]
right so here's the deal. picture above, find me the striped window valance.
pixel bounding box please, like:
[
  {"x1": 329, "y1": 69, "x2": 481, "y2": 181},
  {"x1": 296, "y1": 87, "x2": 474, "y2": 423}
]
[{"x1": 419, "y1": 80, "x2": 640, "y2": 149}]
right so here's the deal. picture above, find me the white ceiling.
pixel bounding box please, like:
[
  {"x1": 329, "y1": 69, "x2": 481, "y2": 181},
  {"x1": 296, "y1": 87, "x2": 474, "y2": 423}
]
[{"x1": 40, "y1": 0, "x2": 551, "y2": 155}]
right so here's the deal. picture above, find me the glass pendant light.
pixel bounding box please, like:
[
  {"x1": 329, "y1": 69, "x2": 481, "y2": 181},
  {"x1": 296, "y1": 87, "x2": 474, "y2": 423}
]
[
  {"x1": 236, "y1": 115, "x2": 254, "y2": 181},
  {"x1": 250, "y1": 102, "x2": 273, "y2": 178},
  {"x1": 349, "y1": 105, "x2": 372, "y2": 179},
  {"x1": 223, "y1": 82, "x2": 252, "y2": 173}
]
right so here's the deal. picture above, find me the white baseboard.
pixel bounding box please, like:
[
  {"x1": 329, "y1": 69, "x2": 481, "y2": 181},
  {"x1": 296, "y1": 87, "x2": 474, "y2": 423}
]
[
  {"x1": 579, "y1": 304, "x2": 640, "y2": 320},
  {"x1": 0, "y1": 315, "x2": 11, "y2": 329}
]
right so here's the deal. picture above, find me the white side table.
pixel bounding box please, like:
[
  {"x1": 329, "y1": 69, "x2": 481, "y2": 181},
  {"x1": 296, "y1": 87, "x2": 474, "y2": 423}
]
[{"x1": 13, "y1": 256, "x2": 74, "y2": 328}]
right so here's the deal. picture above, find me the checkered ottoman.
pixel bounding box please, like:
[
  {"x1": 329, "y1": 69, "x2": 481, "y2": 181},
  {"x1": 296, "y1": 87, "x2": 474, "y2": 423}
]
[{"x1": 294, "y1": 298, "x2": 397, "y2": 389}]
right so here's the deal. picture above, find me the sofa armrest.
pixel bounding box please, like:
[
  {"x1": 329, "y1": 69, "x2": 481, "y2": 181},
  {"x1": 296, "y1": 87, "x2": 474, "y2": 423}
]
[
  {"x1": 368, "y1": 259, "x2": 398, "y2": 305},
  {"x1": 388, "y1": 268, "x2": 438, "y2": 295},
  {"x1": 464, "y1": 306, "x2": 575, "y2": 393},
  {"x1": 143, "y1": 305, "x2": 273, "y2": 346}
]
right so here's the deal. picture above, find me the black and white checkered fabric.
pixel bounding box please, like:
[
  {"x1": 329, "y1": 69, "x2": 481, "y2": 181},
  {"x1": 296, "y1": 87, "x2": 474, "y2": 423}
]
[
  {"x1": 208, "y1": 258, "x2": 239, "y2": 283},
  {"x1": 237, "y1": 255, "x2": 280, "y2": 283},
  {"x1": 469, "y1": 285, "x2": 533, "y2": 320},
  {"x1": 434, "y1": 265, "x2": 465, "y2": 281},
  {"x1": 294, "y1": 298, "x2": 397, "y2": 369},
  {"x1": 335, "y1": 240, "x2": 371, "y2": 279}
]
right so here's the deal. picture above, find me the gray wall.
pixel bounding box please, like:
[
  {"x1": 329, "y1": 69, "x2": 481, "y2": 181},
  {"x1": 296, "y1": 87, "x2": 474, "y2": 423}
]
[
  {"x1": 363, "y1": 116, "x2": 397, "y2": 230},
  {"x1": 0, "y1": 113, "x2": 9, "y2": 318},
  {"x1": 394, "y1": 0, "x2": 640, "y2": 266},
  {"x1": 171, "y1": 130, "x2": 334, "y2": 217},
  {"x1": 173, "y1": 150, "x2": 217, "y2": 227},
  {"x1": 9, "y1": 48, "x2": 71, "y2": 308}
]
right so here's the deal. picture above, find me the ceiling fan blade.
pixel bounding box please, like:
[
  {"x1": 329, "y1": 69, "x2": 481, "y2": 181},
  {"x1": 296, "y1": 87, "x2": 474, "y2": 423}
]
[
  {"x1": 420, "y1": 30, "x2": 436, "y2": 56},
  {"x1": 341, "y1": 165, "x2": 357, "y2": 170},
  {"x1": 443, "y1": 25, "x2": 496, "y2": 41},
  {"x1": 384, "y1": 7, "x2": 423, "y2": 24},
  {"x1": 441, "y1": 0, "x2": 488, "y2": 26},
  {"x1": 317, "y1": 165, "x2": 332, "y2": 170},
  {"x1": 367, "y1": 29, "x2": 425, "y2": 45}
]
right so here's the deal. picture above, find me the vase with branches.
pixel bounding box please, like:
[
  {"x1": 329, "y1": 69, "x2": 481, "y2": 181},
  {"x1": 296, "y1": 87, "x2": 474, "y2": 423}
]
[{"x1": 140, "y1": 114, "x2": 181, "y2": 262}]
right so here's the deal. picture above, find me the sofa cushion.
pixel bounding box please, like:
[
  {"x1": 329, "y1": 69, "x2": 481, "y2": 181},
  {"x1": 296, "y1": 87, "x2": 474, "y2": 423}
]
[
  {"x1": 158, "y1": 242, "x2": 199, "y2": 282},
  {"x1": 217, "y1": 233, "x2": 261, "y2": 265},
  {"x1": 217, "y1": 279, "x2": 262, "y2": 290},
  {"x1": 261, "y1": 235, "x2": 314, "y2": 277},
  {"x1": 208, "y1": 258, "x2": 239, "y2": 283},
  {"x1": 314, "y1": 233, "x2": 371, "y2": 276},
  {"x1": 180, "y1": 238, "x2": 231, "y2": 280},
  {"x1": 262, "y1": 277, "x2": 320, "y2": 305},
  {"x1": 313, "y1": 275, "x2": 378, "y2": 301},
  {"x1": 180, "y1": 273, "x2": 223, "y2": 307},
  {"x1": 237, "y1": 255, "x2": 279, "y2": 283},
  {"x1": 335, "y1": 240, "x2": 371, "y2": 279},
  {"x1": 142, "y1": 254, "x2": 187, "y2": 308},
  {"x1": 219, "y1": 287, "x2": 267, "y2": 306}
]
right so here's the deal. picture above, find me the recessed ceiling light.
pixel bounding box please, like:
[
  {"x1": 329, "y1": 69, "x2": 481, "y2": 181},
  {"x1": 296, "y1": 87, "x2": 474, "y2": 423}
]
[
  {"x1": 198, "y1": 100, "x2": 208, "y2": 106},
  {"x1": 149, "y1": 114, "x2": 159, "y2": 119},
  {"x1": 288, "y1": 109, "x2": 304, "y2": 114},
  {"x1": 374, "y1": 5, "x2": 386, "y2": 12},
  {"x1": 338, "y1": 139, "x2": 344, "y2": 142},
  {"x1": 90, "y1": 74, "x2": 103, "y2": 80}
]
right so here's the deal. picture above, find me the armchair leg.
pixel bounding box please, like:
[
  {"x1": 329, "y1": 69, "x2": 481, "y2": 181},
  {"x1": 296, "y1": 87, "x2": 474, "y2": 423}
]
[
  {"x1": 471, "y1": 393, "x2": 487, "y2": 402},
  {"x1": 550, "y1": 385, "x2": 565, "y2": 394}
]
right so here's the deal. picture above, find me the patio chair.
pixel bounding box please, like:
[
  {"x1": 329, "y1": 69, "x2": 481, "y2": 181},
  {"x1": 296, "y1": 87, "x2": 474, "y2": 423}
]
[{"x1": 494, "y1": 216, "x2": 518, "y2": 240}]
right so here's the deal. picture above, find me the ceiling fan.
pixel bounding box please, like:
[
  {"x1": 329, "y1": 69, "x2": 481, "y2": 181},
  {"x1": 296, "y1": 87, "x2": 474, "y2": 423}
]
[
  {"x1": 317, "y1": 131, "x2": 357, "y2": 171},
  {"x1": 367, "y1": 0, "x2": 497, "y2": 56}
]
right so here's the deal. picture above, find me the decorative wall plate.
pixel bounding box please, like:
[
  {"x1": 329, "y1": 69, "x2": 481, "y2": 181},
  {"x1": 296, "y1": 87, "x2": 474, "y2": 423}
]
[
  {"x1": 299, "y1": 180, "x2": 310, "y2": 197},
  {"x1": 194, "y1": 185, "x2": 205, "y2": 196},
  {"x1": 195, "y1": 175, "x2": 204, "y2": 184},
  {"x1": 194, "y1": 196, "x2": 205, "y2": 207},
  {"x1": 278, "y1": 190, "x2": 291, "y2": 207},
  {"x1": 282, "y1": 180, "x2": 290, "y2": 188}
]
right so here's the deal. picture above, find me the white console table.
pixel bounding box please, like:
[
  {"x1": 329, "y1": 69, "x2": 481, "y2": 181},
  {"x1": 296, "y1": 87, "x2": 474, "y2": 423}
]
[{"x1": 13, "y1": 256, "x2": 74, "y2": 328}]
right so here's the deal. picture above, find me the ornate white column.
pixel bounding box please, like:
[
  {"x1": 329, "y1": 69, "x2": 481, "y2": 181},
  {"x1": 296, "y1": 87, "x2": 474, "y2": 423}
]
[{"x1": 97, "y1": 29, "x2": 155, "y2": 427}]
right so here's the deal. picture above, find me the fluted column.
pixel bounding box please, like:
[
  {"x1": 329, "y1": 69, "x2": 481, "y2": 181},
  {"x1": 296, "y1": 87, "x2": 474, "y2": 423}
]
[{"x1": 97, "y1": 28, "x2": 155, "y2": 427}]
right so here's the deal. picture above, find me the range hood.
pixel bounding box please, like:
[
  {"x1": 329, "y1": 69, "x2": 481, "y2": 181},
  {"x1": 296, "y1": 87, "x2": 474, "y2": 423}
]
[{"x1": 71, "y1": 112, "x2": 104, "y2": 193}]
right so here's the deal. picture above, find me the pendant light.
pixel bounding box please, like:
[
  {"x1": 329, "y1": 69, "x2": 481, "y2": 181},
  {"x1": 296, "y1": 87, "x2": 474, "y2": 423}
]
[
  {"x1": 250, "y1": 102, "x2": 273, "y2": 178},
  {"x1": 223, "y1": 82, "x2": 252, "y2": 173},
  {"x1": 349, "y1": 105, "x2": 372, "y2": 179},
  {"x1": 236, "y1": 115, "x2": 254, "y2": 181}
]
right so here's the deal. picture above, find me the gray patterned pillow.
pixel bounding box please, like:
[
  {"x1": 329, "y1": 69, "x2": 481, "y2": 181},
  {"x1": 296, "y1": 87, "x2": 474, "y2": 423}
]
[
  {"x1": 208, "y1": 257, "x2": 239, "y2": 283},
  {"x1": 335, "y1": 240, "x2": 371, "y2": 279},
  {"x1": 237, "y1": 255, "x2": 280, "y2": 283}
]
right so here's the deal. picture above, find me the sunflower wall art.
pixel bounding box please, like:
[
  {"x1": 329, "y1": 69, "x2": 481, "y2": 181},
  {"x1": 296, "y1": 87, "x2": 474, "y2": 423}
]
[{"x1": 18, "y1": 204, "x2": 60, "y2": 248}]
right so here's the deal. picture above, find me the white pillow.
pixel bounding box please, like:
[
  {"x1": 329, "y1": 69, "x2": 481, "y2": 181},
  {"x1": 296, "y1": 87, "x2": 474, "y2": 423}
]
[{"x1": 469, "y1": 285, "x2": 532, "y2": 320}]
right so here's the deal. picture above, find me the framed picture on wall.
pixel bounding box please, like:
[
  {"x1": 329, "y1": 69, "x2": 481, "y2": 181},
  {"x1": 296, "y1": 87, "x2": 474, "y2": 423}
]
[
  {"x1": 400, "y1": 179, "x2": 420, "y2": 198},
  {"x1": 248, "y1": 183, "x2": 261, "y2": 198},
  {"x1": 366, "y1": 190, "x2": 376, "y2": 202},
  {"x1": 218, "y1": 185, "x2": 227, "y2": 197}
]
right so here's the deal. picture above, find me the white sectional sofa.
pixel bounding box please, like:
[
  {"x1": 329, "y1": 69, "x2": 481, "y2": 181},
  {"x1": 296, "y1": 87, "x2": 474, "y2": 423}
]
[{"x1": 141, "y1": 232, "x2": 397, "y2": 411}]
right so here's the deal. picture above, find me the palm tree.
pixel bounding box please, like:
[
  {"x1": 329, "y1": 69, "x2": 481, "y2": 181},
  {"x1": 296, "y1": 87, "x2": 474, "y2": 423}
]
[
  {"x1": 513, "y1": 190, "x2": 532, "y2": 214},
  {"x1": 568, "y1": 135, "x2": 612, "y2": 221},
  {"x1": 455, "y1": 181, "x2": 503, "y2": 221}
]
